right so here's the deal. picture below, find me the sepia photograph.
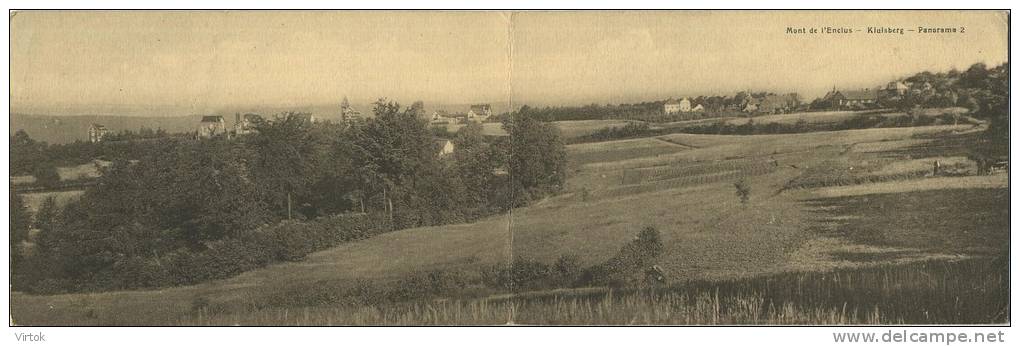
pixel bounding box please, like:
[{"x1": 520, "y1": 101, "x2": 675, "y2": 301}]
[{"x1": 5, "y1": 8, "x2": 1012, "y2": 334}]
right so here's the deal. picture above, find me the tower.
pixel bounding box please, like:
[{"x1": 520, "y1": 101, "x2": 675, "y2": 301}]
[{"x1": 340, "y1": 96, "x2": 362, "y2": 126}]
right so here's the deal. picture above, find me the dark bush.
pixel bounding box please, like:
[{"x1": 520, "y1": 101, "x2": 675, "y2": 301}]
[
  {"x1": 265, "y1": 280, "x2": 349, "y2": 308},
  {"x1": 267, "y1": 221, "x2": 317, "y2": 261},
  {"x1": 112, "y1": 256, "x2": 172, "y2": 289},
  {"x1": 27, "y1": 278, "x2": 73, "y2": 295},
  {"x1": 568, "y1": 122, "x2": 651, "y2": 144},
  {"x1": 481, "y1": 257, "x2": 556, "y2": 291},
  {"x1": 31, "y1": 165, "x2": 62, "y2": 188},
  {"x1": 577, "y1": 226, "x2": 664, "y2": 287},
  {"x1": 388, "y1": 270, "x2": 471, "y2": 302},
  {"x1": 554, "y1": 254, "x2": 583, "y2": 282},
  {"x1": 734, "y1": 179, "x2": 751, "y2": 204}
]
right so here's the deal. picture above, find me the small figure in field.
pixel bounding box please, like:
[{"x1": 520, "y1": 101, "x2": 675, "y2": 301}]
[
  {"x1": 644, "y1": 265, "x2": 667, "y2": 285},
  {"x1": 734, "y1": 179, "x2": 751, "y2": 204},
  {"x1": 933, "y1": 160, "x2": 941, "y2": 176}
]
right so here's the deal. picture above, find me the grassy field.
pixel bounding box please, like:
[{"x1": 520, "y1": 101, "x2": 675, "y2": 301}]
[
  {"x1": 55, "y1": 160, "x2": 110, "y2": 181},
  {"x1": 436, "y1": 122, "x2": 507, "y2": 136},
  {"x1": 13, "y1": 257, "x2": 1005, "y2": 325},
  {"x1": 512, "y1": 257, "x2": 1007, "y2": 325},
  {"x1": 567, "y1": 137, "x2": 690, "y2": 166},
  {"x1": 19, "y1": 190, "x2": 85, "y2": 215},
  {"x1": 10, "y1": 121, "x2": 1009, "y2": 325},
  {"x1": 655, "y1": 108, "x2": 972, "y2": 129},
  {"x1": 435, "y1": 120, "x2": 635, "y2": 139},
  {"x1": 552, "y1": 120, "x2": 637, "y2": 138},
  {"x1": 11, "y1": 160, "x2": 111, "y2": 185}
]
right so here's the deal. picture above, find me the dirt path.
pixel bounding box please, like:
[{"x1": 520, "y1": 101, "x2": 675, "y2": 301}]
[{"x1": 814, "y1": 173, "x2": 1007, "y2": 198}]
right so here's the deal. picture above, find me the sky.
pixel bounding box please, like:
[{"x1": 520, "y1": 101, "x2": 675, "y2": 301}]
[{"x1": 10, "y1": 11, "x2": 1009, "y2": 116}]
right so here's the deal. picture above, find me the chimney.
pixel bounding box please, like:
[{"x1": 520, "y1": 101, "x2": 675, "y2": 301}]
[{"x1": 235, "y1": 112, "x2": 241, "y2": 125}]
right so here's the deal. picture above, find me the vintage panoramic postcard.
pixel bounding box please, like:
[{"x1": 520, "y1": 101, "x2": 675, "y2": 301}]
[{"x1": 7, "y1": 10, "x2": 1010, "y2": 327}]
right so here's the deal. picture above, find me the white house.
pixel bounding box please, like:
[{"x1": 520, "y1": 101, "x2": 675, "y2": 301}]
[
  {"x1": 886, "y1": 81, "x2": 910, "y2": 95},
  {"x1": 430, "y1": 110, "x2": 455, "y2": 125},
  {"x1": 664, "y1": 98, "x2": 681, "y2": 114},
  {"x1": 435, "y1": 139, "x2": 455, "y2": 157},
  {"x1": 233, "y1": 113, "x2": 262, "y2": 136},
  {"x1": 665, "y1": 98, "x2": 693, "y2": 114},
  {"x1": 88, "y1": 123, "x2": 108, "y2": 143},
  {"x1": 678, "y1": 98, "x2": 692, "y2": 112},
  {"x1": 197, "y1": 115, "x2": 227, "y2": 138},
  {"x1": 466, "y1": 104, "x2": 492, "y2": 122}
]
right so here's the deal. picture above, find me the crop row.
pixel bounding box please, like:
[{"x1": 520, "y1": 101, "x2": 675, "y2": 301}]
[{"x1": 621, "y1": 158, "x2": 776, "y2": 185}]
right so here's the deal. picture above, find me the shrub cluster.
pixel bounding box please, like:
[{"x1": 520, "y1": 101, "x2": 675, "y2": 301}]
[
  {"x1": 477, "y1": 227, "x2": 665, "y2": 292},
  {"x1": 219, "y1": 227, "x2": 667, "y2": 312},
  {"x1": 567, "y1": 123, "x2": 651, "y2": 144},
  {"x1": 577, "y1": 226, "x2": 664, "y2": 287},
  {"x1": 258, "y1": 270, "x2": 478, "y2": 309},
  {"x1": 16, "y1": 213, "x2": 391, "y2": 294},
  {"x1": 480, "y1": 257, "x2": 578, "y2": 291}
]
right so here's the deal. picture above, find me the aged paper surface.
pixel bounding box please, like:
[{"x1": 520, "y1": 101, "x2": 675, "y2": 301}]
[{"x1": 9, "y1": 10, "x2": 1009, "y2": 326}]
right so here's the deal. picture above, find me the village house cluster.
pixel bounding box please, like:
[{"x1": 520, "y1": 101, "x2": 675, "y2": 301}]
[
  {"x1": 662, "y1": 93, "x2": 802, "y2": 117},
  {"x1": 87, "y1": 76, "x2": 932, "y2": 147},
  {"x1": 191, "y1": 97, "x2": 458, "y2": 157},
  {"x1": 816, "y1": 79, "x2": 931, "y2": 110},
  {"x1": 660, "y1": 77, "x2": 935, "y2": 119},
  {"x1": 428, "y1": 104, "x2": 493, "y2": 125},
  {"x1": 663, "y1": 98, "x2": 703, "y2": 114}
]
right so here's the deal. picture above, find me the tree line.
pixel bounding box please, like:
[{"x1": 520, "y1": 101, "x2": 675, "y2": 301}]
[
  {"x1": 517, "y1": 91, "x2": 795, "y2": 123},
  {"x1": 10, "y1": 128, "x2": 190, "y2": 189},
  {"x1": 10, "y1": 100, "x2": 568, "y2": 293}
]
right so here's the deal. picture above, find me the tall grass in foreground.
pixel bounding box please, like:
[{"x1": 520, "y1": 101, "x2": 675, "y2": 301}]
[{"x1": 177, "y1": 257, "x2": 1007, "y2": 325}]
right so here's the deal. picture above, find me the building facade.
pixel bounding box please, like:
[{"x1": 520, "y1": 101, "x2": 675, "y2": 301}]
[
  {"x1": 466, "y1": 104, "x2": 492, "y2": 122},
  {"x1": 820, "y1": 88, "x2": 879, "y2": 110},
  {"x1": 665, "y1": 98, "x2": 693, "y2": 114},
  {"x1": 88, "y1": 123, "x2": 108, "y2": 143},
  {"x1": 435, "y1": 139, "x2": 455, "y2": 157},
  {"x1": 197, "y1": 115, "x2": 227, "y2": 138},
  {"x1": 664, "y1": 98, "x2": 681, "y2": 114},
  {"x1": 430, "y1": 110, "x2": 456, "y2": 125},
  {"x1": 233, "y1": 113, "x2": 262, "y2": 136},
  {"x1": 678, "y1": 98, "x2": 692, "y2": 112},
  {"x1": 340, "y1": 97, "x2": 363, "y2": 125}
]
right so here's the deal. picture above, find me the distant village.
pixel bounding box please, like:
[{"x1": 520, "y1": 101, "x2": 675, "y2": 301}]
[
  {"x1": 84, "y1": 97, "x2": 496, "y2": 159},
  {"x1": 83, "y1": 76, "x2": 944, "y2": 147},
  {"x1": 658, "y1": 79, "x2": 925, "y2": 119},
  {"x1": 87, "y1": 97, "x2": 496, "y2": 140}
]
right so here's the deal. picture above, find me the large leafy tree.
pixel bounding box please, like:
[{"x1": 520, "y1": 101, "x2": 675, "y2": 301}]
[
  {"x1": 453, "y1": 122, "x2": 505, "y2": 216},
  {"x1": 351, "y1": 99, "x2": 455, "y2": 227},
  {"x1": 503, "y1": 106, "x2": 567, "y2": 202},
  {"x1": 173, "y1": 140, "x2": 274, "y2": 241},
  {"x1": 247, "y1": 112, "x2": 329, "y2": 219},
  {"x1": 303, "y1": 122, "x2": 362, "y2": 216}
]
